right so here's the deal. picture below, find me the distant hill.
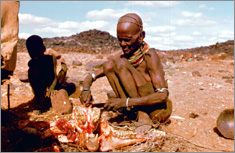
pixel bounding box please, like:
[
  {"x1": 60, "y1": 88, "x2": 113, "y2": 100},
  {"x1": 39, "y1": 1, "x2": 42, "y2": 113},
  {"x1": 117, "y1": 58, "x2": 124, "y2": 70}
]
[
  {"x1": 165, "y1": 40, "x2": 234, "y2": 56},
  {"x1": 17, "y1": 29, "x2": 234, "y2": 55},
  {"x1": 17, "y1": 29, "x2": 121, "y2": 54}
]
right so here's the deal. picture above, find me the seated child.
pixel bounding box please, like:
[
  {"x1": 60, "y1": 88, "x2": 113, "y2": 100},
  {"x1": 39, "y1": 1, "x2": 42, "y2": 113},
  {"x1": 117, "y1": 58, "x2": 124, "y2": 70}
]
[{"x1": 26, "y1": 35, "x2": 74, "y2": 103}]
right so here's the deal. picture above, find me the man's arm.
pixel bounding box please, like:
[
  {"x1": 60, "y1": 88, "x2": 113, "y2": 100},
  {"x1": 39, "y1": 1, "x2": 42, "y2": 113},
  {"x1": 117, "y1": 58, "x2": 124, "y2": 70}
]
[
  {"x1": 104, "y1": 91, "x2": 168, "y2": 111},
  {"x1": 46, "y1": 55, "x2": 58, "y2": 97},
  {"x1": 146, "y1": 48, "x2": 167, "y2": 89},
  {"x1": 133, "y1": 49, "x2": 169, "y2": 105},
  {"x1": 82, "y1": 51, "x2": 122, "y2": 90},
  {"x1": 80, "y1": 66, "x2": 105, "y2": 104}
]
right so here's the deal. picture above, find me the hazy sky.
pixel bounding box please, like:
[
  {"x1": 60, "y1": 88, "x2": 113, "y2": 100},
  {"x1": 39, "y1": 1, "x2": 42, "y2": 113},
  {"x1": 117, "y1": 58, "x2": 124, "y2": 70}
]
[{"x1": 18, "y1": 1, "x2": 234, "y2": 50}]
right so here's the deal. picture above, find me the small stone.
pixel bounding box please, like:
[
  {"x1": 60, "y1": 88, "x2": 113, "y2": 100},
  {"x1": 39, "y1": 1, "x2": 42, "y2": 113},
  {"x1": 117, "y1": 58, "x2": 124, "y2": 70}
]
[
  {"x1": 186, "y1": 58, "x2": 192, "y2": 62},
  {"x1": 50, "y1": 89, "x2": 73, "y2": 115},
  {"x1": 96, "y1": 54, "x2": 103, "y2": 59},
  {"x1": 22, "y1": 127, "x2": 38, "y2": 135},
  {"x1": 225, "y1": 79, "x2": 233, "y2": 84},
  {"x1": 19, "y1": 75, "x2": 29, "y2": 82},
  {"x1": 222, "y1": 76, "x2": 234, "y2": 79},
  {"x1": 72, "y1": 60, "x2": 82, "y2": 66},
  {"x1": 189, "y1": 112, "x2": 199, "y2": 119},
  {"x1": 192, "y1": 71, "x2": 201, "y2": 77},
  {"x1": 198, "y1": 82, "x2": 203, "y2": 85},
  {"x1": 186, "y1": 52, "x2": 193, "y2": 59},
  {"x1": 211, "y1": 53, "x2": 227, "y2": 60},
  {"x1": 196, "y1": 57, "x2": 204, "y2": 61},
  {"x1": 218, "y1": 70, "x2": 229, "y2": 73}
]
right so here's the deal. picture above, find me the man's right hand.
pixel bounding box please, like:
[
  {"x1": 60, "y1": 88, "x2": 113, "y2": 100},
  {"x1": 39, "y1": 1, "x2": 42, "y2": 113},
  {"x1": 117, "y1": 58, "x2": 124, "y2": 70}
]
[{"x1": 80, "y1": 90, "x2": 92, "y2": 106}]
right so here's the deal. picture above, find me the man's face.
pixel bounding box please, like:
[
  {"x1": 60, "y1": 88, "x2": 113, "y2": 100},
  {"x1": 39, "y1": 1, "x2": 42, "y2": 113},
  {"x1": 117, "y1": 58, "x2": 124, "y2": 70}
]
[{"x1": 117, "y1": 22, "x2": 142, "y2": 57}]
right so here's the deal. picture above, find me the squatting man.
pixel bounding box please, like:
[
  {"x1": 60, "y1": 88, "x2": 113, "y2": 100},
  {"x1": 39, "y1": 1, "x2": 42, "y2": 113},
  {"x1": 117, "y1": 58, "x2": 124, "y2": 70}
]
[{"x1": 80, "y1": 13, "x2": 172, "y2": 126}]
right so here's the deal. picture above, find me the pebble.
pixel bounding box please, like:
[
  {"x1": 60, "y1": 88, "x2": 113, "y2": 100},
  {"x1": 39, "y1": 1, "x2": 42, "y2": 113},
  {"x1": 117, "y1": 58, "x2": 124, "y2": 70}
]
[
  {"x1": 192, "y1": 71, "x2": 202, "y2": 77},
  {"x1": 50, "y1": 89, "x2": 73, "y2": 115}
]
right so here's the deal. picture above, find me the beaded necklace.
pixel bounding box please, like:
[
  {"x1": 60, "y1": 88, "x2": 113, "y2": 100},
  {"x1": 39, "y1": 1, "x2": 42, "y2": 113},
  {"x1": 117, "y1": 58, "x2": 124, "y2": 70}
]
[{"x1": 127, "y1": 41, "x2": 150, "y2": 67}]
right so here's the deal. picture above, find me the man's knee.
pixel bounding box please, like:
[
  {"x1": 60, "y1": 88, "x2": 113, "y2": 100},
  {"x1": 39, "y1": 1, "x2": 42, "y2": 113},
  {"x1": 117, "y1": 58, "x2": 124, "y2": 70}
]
[
  {"x1": 58, "y1": 63, "x2": 67, "y2": 79},
  {"x1": 115, "y1": 58, "x2": 129, "y2": 71},
  {"x1": 103, "y1": 59, "x2": 115, "y2": 74},
  {"x1": 150, "y1": 99, "x2": 172, "y2": 123},
  {"x1": 61, "y1": 63, "x2": 67, "y2": 73}
]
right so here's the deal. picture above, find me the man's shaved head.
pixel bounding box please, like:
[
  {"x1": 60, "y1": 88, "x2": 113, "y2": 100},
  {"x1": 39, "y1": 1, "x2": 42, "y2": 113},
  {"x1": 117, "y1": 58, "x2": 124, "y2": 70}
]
[
  {"x1": 116, "y1": 13, "x2": 145, "y2": 57},
  {"x1": 117, "y1": 13, "x2": 143, "y2": 31}
]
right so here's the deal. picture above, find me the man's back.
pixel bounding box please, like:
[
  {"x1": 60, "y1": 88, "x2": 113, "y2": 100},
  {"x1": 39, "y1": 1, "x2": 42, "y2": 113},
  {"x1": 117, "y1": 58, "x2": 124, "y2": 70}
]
[{"x1": 28, "y1": 55, "x2": 55, "y2": 91}]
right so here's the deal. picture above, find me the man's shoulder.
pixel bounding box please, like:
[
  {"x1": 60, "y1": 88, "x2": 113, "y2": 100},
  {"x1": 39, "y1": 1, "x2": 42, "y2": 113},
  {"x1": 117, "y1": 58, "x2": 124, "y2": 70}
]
[
  {"x1": 144, "y1": 48, "x2": 162, "y2": 63},
  {"x1": 146, "y1": 48, "x2": 158, "y2": 56},
  {"x1": 148, "y1": 48, "x2": 156, "y2": 54},
  {"x1": 43, "y1": 54, "x2": 55, "y2": 61},
  {"x1": 43, "y1": 54, "x2": 53, "y2": 58}
]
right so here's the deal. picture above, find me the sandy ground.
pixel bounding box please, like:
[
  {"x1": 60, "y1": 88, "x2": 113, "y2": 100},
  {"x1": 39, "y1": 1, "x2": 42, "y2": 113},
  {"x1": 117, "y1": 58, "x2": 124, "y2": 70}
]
[{"x1": 1, "y1": 52, "x2": 234, "y2": 152}]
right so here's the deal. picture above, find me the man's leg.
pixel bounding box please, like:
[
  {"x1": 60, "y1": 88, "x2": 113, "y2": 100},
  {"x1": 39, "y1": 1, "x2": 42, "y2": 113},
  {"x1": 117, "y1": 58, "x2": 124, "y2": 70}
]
[
  {"x1": 1, "y1": 1, "x2": 19, "y2": 75},
  {"x1": 114, "y1": 58, "x2": 148, "y2": 97},
  {"x1": 104, "y1": 58, "x2": 153, "y2": 122},
  {"x1": 57, "y1": 63, "x2": 76, "y2": 95},
  {"x1": 103, "y1": 59, "x2": 127, "y2": 98},
  {"x1": 28, "y1": 69, "x2": 47, "y2": 103},
  {"x1": 57, "y1": 63, "x2": 67, "y2": 85},
  {"x1": 112, "y1": 58, "x2": 172, "y2": 125},
  {"x1": 134, "y1": 99, "x2": 172, "y2": 127},
  {"x1": 149, "y1": 99, "x2": 173, "y2": 124}
]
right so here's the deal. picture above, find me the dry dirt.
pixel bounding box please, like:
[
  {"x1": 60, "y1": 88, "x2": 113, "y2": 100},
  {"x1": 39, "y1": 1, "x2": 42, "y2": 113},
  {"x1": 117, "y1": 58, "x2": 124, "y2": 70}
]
[{"x1": 1, "y1": 51, "x2": 234, "y2": 152}]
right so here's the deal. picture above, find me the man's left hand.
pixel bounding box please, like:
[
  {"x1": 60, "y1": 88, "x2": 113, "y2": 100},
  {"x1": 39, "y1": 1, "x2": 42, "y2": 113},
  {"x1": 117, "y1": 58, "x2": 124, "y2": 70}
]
[
  {"x1": 104, "y1": 98, "x2": 125, "y2": 111},
  {"x1": 46, "y1": 88, "x2": 52, "y2": 97}
]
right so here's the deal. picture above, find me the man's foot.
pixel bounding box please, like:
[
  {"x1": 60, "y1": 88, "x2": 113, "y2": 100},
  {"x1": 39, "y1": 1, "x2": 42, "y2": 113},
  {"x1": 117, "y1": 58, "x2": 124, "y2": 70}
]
[
  {"x1": 134, "y1": 111, "x2": 162, "y2": 135},
  {"x1": 134, "y1": 124, "x2": 152, "y2": 135},
  {"x1": 135, "y1": 111, "x2": 154, "y2": 127}
]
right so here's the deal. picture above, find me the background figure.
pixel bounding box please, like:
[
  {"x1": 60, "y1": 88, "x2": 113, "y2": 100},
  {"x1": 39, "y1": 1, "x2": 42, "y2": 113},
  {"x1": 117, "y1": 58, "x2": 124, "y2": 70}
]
[
  {"x1": 1, "y1": 1, "x2": 20, "y2": 83},
  {"x1": 26, "y1": 35, "x2": 76, "y2": 104}
]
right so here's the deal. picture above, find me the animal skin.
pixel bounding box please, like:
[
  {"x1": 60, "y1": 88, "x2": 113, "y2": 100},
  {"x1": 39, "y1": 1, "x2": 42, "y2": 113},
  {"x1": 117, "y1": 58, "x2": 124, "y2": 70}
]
[
  {"x1": 49, "y1": 105, "x2": 101, "y2": 151},
  {"x1": 98, "y1": 118, "x2": 148, "y2": 152},
  {"x1": 34, "y1": 105, "x2": 165, "y2": 151}
]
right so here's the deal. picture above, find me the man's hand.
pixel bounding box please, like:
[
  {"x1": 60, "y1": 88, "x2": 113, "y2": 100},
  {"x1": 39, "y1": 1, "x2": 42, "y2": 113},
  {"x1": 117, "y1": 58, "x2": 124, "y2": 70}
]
[
  {"x1": 46, "y1": 88, "x2": 52, "y2": 97},
  {"x1": 104, "y1": 98, "x2": 125, "y2": 111},
  {"x1": 80, "y1": 90, "x2": 92, "y2": 106},
  {"x1": 46, "y1": 88, "x2": 58, "y2": 98}
]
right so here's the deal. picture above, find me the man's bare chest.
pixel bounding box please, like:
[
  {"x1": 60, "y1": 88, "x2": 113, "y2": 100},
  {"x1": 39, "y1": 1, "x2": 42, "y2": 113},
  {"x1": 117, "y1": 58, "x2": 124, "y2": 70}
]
[{"x1": 135, "y1": 60, "x2": 151, "y2": 82}]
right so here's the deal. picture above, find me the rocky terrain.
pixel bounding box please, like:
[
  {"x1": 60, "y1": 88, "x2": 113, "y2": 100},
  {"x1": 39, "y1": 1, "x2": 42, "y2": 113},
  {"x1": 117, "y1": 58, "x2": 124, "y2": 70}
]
[
  {"x1": 17, "y1": 29, "x2": 234, "y2": 56},
  {"x1": 17, "y1": 29, "x2": 121, "y2": 54},
  {"x1": 1, "y1": 29, "x2": 234, "y2": 152}
]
